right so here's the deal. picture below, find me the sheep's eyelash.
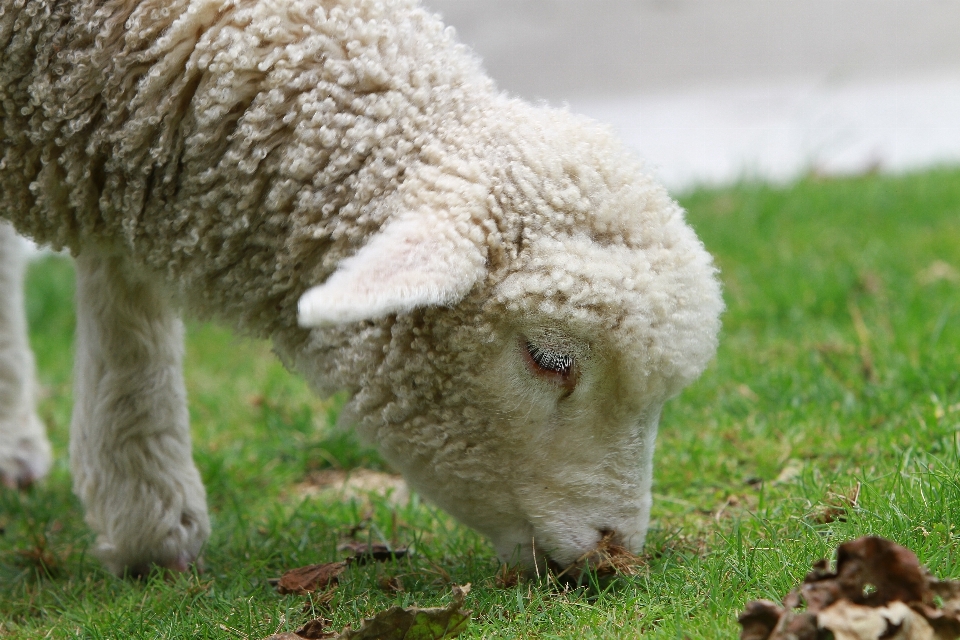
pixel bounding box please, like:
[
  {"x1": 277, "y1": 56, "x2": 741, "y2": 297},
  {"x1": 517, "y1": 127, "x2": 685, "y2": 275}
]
[
  {"x1": 526, "y1": 342, "x2": 574, "y2": 376},
  {"x1": 522, "y1": 339, "x2": 577, "y2": 393}
]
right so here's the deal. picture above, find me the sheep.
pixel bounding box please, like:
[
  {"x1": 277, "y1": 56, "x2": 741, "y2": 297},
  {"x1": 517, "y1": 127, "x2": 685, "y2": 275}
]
[{"x1": 0, "y1": 0, "x2": 723, "y2": 575}]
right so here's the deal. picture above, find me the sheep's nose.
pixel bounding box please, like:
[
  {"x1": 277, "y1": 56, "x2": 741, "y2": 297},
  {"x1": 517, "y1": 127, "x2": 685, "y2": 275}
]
[{"x1": 546, "y1": 529, "x2": 627, "y2": 585}]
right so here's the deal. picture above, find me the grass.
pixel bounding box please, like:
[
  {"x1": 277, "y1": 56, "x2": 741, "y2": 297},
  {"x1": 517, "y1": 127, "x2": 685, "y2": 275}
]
[{"x1": 2, "y1": 165, "x2": 960, "y2": 638}]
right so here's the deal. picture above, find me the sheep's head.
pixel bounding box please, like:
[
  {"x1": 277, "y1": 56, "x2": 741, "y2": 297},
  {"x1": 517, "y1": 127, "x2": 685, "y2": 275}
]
[{"x1": 293, "y1": 118, "x2": 723, "y2": 574}]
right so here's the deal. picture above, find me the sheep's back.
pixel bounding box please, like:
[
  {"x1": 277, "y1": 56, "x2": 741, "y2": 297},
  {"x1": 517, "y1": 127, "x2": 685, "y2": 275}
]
[{"x1": 0, "y1": 0, "x2": 492, "y2": 335}]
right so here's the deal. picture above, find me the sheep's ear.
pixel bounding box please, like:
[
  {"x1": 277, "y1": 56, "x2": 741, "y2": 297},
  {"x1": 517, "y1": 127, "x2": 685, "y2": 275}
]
[{"x1": 297, "y1": 215, "x2": 486, "y2": 327}]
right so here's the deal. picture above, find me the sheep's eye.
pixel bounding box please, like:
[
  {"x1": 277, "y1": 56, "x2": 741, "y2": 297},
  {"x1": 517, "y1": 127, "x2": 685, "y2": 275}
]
[{"x1": 523, "y1": 340, "x2": 576, "y2": 389}]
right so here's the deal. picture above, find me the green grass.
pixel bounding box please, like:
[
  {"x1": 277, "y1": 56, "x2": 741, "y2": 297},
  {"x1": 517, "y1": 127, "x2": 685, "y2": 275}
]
[{"x1": 2, "y1": 166, "x2": 960, "y2": 638}]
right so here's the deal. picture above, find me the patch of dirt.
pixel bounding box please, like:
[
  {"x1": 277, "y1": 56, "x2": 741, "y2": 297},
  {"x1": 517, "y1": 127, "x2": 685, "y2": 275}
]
[
  {"x1": 918, "y1": 260, "x2": 959, "y2": 285},
  {"x1": 296, "y1": 469, "x2": 409, "y2": 507},
  {"x1": 738, "y1": 536, "x2": 960, "y2": 640}
]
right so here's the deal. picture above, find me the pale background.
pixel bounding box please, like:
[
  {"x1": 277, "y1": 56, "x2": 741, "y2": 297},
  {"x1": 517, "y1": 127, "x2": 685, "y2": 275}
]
[{"x1": 423, "y1": 1, "x2": 960, "y2": 189}]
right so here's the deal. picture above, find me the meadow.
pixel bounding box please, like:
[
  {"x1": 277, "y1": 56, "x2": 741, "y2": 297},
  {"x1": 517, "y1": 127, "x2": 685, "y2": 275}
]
[{"x1": 2, "y1": 166, "x2": 959, "y2": 638}]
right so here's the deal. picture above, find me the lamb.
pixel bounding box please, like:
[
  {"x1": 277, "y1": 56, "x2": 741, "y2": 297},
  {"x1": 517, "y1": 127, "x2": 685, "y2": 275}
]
[{"x1": 0, "y1": 0, "x2": 723, "y2": 576}]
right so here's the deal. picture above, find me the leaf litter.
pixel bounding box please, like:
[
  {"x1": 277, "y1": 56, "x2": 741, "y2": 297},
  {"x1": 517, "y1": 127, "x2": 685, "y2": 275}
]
[
  {"x1": 739, "y1": 536, "x2": 960, "y2": 640},
  {"x1": 265, "y1": 528, "x2": 640, "y2": 639},
  {"x1": 263, "y1": 585, "x2": 471, "y2": 640},
  {"x1": 266, "y1": 539, "x2": 474, "y2": 640}
]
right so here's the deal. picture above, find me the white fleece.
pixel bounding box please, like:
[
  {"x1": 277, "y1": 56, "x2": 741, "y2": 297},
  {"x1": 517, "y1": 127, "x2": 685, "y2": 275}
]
[{"x1": 0, "y1": 0, "x2": 723, "y2": 572}]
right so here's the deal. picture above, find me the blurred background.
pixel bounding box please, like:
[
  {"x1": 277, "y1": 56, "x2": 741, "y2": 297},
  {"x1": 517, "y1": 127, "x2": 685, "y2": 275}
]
[{"x1": 424, "y1": 0, "x2": 960, "y2": 190}]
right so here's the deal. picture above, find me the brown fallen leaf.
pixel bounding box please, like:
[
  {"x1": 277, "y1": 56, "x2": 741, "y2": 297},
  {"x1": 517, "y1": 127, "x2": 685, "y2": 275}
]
[
  {"x1": 338, "y1": 542, "x2": 409, "y2": 564},
  {"x1": 294, "y1": 618, "x2": 337, "y2": 639},
  {"x1": 262, "y1": 618, "x2": 338, "y2": 640},
  {"x1": 739, "y1": 600, "x2": 788, "y2": 640},
  {"x1": 738, "y1": 536, "x2": 960, "y2": 640},
  {"x1": 15, "y1": 531, "x2": 63, "y2": 577},
  {"x1": 339, "y1": 584, "x2": 471, "y2": 640},
  {"x1": 378, "y1": 575, "x2": 405, "y2": 593},
  {"x1": 809, "y1": 483, "x2": 861, "y2": 524},
  {"x1": 817, "y1": 600, "x2": 935, "y2": 640},
  {"x1": 275, "y1": 561, "x2": 349, "y2": 595}
]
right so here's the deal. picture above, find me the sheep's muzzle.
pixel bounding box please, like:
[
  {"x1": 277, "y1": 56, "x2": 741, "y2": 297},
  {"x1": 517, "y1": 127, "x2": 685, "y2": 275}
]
[{"x1": 548, "y1": 530, "x2": 644, "y2": 587}]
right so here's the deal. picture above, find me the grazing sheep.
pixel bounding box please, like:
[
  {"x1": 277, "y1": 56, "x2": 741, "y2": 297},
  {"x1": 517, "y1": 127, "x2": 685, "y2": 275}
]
[{"x1": 0, "y1": 0, "x2": 723, "y2": 575}]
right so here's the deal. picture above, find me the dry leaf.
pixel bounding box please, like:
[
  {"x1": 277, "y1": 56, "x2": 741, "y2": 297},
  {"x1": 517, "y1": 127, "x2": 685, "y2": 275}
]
[
  {"x1": 339, "y1": 584, "x2": 471, "y2": 640},
  {"x1": 738, "y1": 536, "x2": 960, "y2": 640},
  {"x1": 294, "y1": 618, "x2": 337, "y2": 639},
  {"x1": 818, "y1": 601, "x2": 935, "y2": 640},
  {"x1": 378, "y1": 575, "x2": 405, "y2": 593},
  {"x1": 275, "y1": 561, "x2": 349, "y2": 595},
  {"x1": 15, "y1": 532, "x2": 62, "y2": 577},
  {"x1": 809, "y1": 483, "x2": 861, "y2": 524},
  {"x1": 739, "y1": 600, "x2": 787, "y2": 640}
]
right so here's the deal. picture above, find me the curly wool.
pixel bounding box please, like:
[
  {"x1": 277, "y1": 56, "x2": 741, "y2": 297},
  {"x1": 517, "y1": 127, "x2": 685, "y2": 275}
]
[
  {"x1": 1, "y1": 0, "x2": 718, "y2": 383},
  {"x1": 2, "y1": 0, "x2": 494, "y2": 331},
  {"x1": 1, "y1": 0, "x2": 723, "y2": 569}
]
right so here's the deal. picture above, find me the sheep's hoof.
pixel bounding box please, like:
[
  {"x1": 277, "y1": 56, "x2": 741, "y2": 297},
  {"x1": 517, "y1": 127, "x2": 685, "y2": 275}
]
[
  {"x1": 0, "y1": 424, "x2": 53, "y2": 490},
  {"x1": 93, "y1": 506, "x2": 210, "y2": 578}
]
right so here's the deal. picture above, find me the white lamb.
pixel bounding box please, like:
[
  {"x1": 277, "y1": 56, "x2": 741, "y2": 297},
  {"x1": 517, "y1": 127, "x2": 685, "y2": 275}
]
[{"x1": 0, "y1": 0, "x2": 723, "y2": 575}]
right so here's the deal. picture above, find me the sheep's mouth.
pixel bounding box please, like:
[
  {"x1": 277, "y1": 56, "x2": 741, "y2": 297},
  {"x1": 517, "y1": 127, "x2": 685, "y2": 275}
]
[{"x1": 547, "y1": 530, "x2": 643, "y2": 587}]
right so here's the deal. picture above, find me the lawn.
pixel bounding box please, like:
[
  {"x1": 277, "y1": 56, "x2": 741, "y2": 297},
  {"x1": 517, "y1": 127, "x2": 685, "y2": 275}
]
[{"x1": 2, "y1": 166, "x2": 959, "y2": 638}]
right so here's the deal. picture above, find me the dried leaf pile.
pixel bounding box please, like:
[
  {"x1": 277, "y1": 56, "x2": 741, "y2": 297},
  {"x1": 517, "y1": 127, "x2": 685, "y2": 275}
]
[
  {"x1": 739, "y1": 536, "x2": 960, "y2": 640},
  {"x1": 263, "y1": 529, "x2": 641, "y2": 639},
  {"x1": 264, "y1": 540, "x2": 471, "y2": 640}
]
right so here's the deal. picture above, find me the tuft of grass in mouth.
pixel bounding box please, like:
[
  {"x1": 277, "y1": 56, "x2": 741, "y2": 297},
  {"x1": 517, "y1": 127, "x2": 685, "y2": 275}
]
[{"x1": 2, "y1": 165, "x2": 959, "y2": 638}]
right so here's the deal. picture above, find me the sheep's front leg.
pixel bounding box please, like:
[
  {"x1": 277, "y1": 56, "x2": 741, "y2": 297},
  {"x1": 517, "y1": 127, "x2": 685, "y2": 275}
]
[
  {"x1": 0, "y1": 222, "x2": 52, "y2": 488},
  {"x1": 70, "y1": 252, "x2": 209, "y2": 575}
]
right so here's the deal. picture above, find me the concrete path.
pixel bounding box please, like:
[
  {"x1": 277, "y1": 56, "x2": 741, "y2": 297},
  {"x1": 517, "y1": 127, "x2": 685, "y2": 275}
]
[{"x1": 425, "y1": 1, "x2": 960, "y2": 189}]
